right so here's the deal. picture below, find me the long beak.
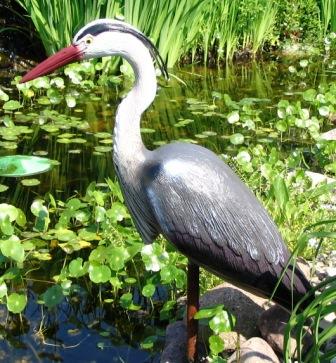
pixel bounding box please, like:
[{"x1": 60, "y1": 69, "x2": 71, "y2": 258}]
[{"x1": 20, "y1": 44, "x2": 83, "y2": 83}]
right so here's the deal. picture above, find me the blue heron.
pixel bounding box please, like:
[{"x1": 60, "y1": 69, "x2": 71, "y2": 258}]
[{"x1": 21, "y1": 19, "x2": 312, "y2": 362}]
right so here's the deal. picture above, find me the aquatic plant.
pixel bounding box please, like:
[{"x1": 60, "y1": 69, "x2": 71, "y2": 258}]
[
  {"x1": 320, "y1": 0, "x2": 336, "y2": 35},
  {"x1": 284, "y1": 224, "x2": 336, "y2": 363},
  {"x1": 16, "y1": 0, "x2": 121, "y2": 55},
  {"x1": 15, "y1": 0, "x2": 328, "y2": 66}
]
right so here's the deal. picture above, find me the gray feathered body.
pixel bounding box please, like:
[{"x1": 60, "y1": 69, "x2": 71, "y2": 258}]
[{"x1": 115, "y1": 141, "x2": 312, "y2": 310}]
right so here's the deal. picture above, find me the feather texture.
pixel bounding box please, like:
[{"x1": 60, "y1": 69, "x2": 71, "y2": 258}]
[{"x1": 140, "y1": 142, "x2": 312, "y2": 309}]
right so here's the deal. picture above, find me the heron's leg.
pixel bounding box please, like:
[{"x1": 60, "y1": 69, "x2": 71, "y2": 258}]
[{"x1": 187, "y1": 261, "x2": 199, "y2": 362}]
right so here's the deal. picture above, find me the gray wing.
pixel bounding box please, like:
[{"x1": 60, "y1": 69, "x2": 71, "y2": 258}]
[{"x1": 142, "y1": 143, "x2": 311, "y2": 306}]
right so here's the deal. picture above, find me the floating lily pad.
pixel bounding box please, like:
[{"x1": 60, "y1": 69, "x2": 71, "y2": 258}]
[
  {"x1": 0, "y1": 155, "x2": 52, "y2": 177},
  {"x1": 21, "y1": 178, "x2": 40, "y2": 186},
  {"x1": 57, "y1": 138, "x2": 71, "y2": 144},
  {"x1": 0, "y1": 184, "x2": 8, "y2": 192},
  {"x1": 94, "y1": 132, "x2": 112, "y2": 139},
  {"x1": 94, "y1": 146, "x2": 112, "y2": 153},
  {"x1": 99, "y1": 139, "x2": 113, "y2": 144},
  {"x1": 69, "y1": 149, "x2": 81, "y2": 154},
  {"x1": 141, "y1": 128, "x2": 156, "y2": 133},
  {"x1": 3, "y1": 100, "x2": 21, "y2": 111},
  {"x1": 33, "y1": 150, "x2": 48, "y2": 156}
]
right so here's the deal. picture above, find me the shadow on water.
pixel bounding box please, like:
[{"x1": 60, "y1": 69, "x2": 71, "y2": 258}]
[{"x1": 0, "y1": 56, "x2": 335, "y2": 361}]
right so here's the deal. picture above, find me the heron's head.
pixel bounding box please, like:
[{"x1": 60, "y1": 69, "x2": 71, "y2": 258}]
[{"x1": 21, "y1": 19, "x2": 168, "y2": 83}]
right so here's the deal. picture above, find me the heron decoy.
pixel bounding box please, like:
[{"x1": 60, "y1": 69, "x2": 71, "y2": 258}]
[{"x1": 21, "y1": 19, "x2": 313, "y2": 362}]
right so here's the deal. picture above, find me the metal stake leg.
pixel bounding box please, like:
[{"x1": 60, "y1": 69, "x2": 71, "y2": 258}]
[{"x1": 187, "y1": 261, "x2": 199, "y2": 362}]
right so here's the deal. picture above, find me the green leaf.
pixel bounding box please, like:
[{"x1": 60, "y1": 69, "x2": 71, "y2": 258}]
[
  {"x1": 0, "y1": 216, "x2": 14, "y2": 235},
  {"x1": 160, "y1": 265, "x2": 176, "y2": 284},
  {"x1": 141, "y1": 243, "x2": 169, "y2": 272},
  {"x1": 7, "y1": 293, "x2": 27, "y2": 313},
  {"x1": 236, "y1": 151, "x2": 251, "y2": 165},
  {"x1": 55, "y1": 228, "x2": 76, "y2": 242},
  {"x1": 21, "y1": 178, "x2": 40, "y2": 186},
  {"x1": 303, "y1": 89, "x2": 316, "y2": 102},
  {"x1": 65, "y1": 95, "x2": 76, "y2": 108},
  {"x1": 0, "y1": 184, "x2": 9, "y2": 193},
  {"x1": 209, "y1": 310, "x2": 234, "y2": 334},
  {"x1": 66, "y1": 198, "x2": 85, "y2": 211},
  {"x1": 273, "y1": 176, "x2": 289, "y2": 212},
  {"x1": 120, "y1": 292, "x2": 133, "y2": 309},
  {"x1": 108, "y1": 247, "x2": 129, "y2": 271},
  {"x1": 160, "y1": 300, "x2": 176, "y2": 320},
  {"x1": 319, "y1": 106, "x2": 329, "y2": 117},
  {"x1": 95, "y1": 206, "x2": 106, "y2": 222},
  {"x1": 31, "y1": 199, "x2": 48, "y2": 217},
  {"x1": 1, "y1": 238, "x2": 25, "y2": 263},
  {"x1": 106, "y1": 203, "x2": 128, "y2": 223},
  {"x1": 276, "y1": 120, "x2": 287, "y2": 132},
  {"x1": 141, "y1": 335, "x2": 157, "y2": 350},
  {"x1": 229, "y1": 133, "x2": 244, "y2": 145},
  {"x1": 0, "y1": 89, "x2": 9, "y2": 102},
  {"x1": 0, "y1": 282, "x2": 7, "y2": 298},
  {"x1": 142, "y1": 284, "x2": 155, "y2": 298},
  {"x1": 42, "y1": 285, "x2": 64, "y2": 308},
  {"x1": 0, "y1": 203, "x2": 18, "y2": 222},
  {"x1": 3, "y1": 100, "x2": 21, "y2": 111},
  {"x1": 194, "y1": 305, "x2": 224, "y2": 320},
  {"x1": 89, "y1": 263, "x2": 111, "y2": 283},
  {"x1": 227, "y1": 111, "x2": 239, "y2": 124},
  {"x1": 69, "y1": 257, "x2": 88, "y2": 277},
  {"x1": 209, "y1": 335, "x2": 224, "y2": 355}
]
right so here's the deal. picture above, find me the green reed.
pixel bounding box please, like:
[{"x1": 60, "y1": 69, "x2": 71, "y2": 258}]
[
  {"x1": 283, "y1": 222, "x2": 336, "y2": 363},
  {"x1": 124, "y1": 0, "x2": 204, "y2": 68},
  {"x1": 16, "y1": 0, "x2": 121, "y2": 55},
  {"x1": 15, "y1": 0, "x2": 329, "y2": 67},
  {"x1": 320, "y1": 0, "x2": 336, "y2": 35}
]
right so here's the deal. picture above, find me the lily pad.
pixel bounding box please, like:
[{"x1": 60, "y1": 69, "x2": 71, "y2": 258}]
[
  {"x1": 21, "y1": 178, "x2": 40, "y2": 186},
  {"x1": 3, "y1": 100, "x2": 21, "y2": 111},
  {"x1": 0, "y1": 155, "x2": 52, "y2": 177}
]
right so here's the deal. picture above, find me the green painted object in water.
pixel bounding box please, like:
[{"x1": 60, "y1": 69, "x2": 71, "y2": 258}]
[{"x1": 0, "y1": 155, "x2": 52, "y2": 177}]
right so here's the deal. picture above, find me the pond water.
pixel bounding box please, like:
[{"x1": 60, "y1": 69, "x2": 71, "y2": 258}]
[
  {"x1": 0, "y1": 55, "x2": 335, "y2": 362},
  {"x1": 1, "y1": 57, "x2": 336, "y2": 209}
]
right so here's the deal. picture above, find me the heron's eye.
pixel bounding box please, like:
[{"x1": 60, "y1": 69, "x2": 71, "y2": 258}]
[{"x1": 85, "y1": 36, "x2": 93, "y2": 45}]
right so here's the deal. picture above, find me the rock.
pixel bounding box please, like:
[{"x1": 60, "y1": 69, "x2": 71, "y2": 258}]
[
  {"x1": 258, "y1": 305, "x2": 312, "y2": 357},
  {"x1": 297, "y1": 259, "x2": 312, "y2": 280},
  {"x1": 227, "y1": 337, "x2": 280, "y2": 363},
  {"x1": 199, "y1": 282, "x2": 272, "y2": 339},
  {"x1": 198, "y1": 322, "x2": 246, "y2": 352},
  {"x1": 160, "y1": 321, "x2": 187, "y2": 363},
  {"x1": 321, "y1": 128, "x2": 336, "y2": 141},
  {"x1": 326, "y1": 267, "x2": 336, "y2": 277},
  {"x1": 218, "y1": 332, "x2": 247, "y2": 352},
  {"x1": 325, "y1": 335, "x2": 336, "y2": 351},
  {"x1": 305, "y1": 171, "x2": 336, "y2": 187},
  {"x1": 319, "y1": 312, "x2": 336, "y2": 330}
]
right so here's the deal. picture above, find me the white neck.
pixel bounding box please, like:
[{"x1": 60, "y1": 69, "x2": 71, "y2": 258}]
[{"x1": 113, "y1": 37, "x2": 157, "y2": 166}]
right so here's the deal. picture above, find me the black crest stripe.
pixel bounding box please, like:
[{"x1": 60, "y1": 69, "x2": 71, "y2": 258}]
[{"x1": 76, "y1": 22, "x2": 169, "y2": 79}]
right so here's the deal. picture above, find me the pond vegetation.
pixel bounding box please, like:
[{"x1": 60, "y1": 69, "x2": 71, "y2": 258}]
[
  {"x1": 0, "y1": 54, "x2": 335, "y2": 361},
  {"x1": 0, "y1": 0, "x2": 336, "y2": 362}
]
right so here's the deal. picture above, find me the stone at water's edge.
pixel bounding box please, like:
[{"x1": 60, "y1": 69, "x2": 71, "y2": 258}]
[
  {"x1": 305, "y1": 170, "x2": 336, "y2": 188},
  {"x1": 227, "y1": 337, "x2": 280, "y2": 363},
  {"x1": 160, "y1": 321, "x2": 187, "y2": 363},
  {"x1": 199, "y1": 282, "x2": 273, "y2": 339},
  {"x1": 258, "y1": 305, "x2": 313, "y2": 358},
  {"x1": 321, "y1": 128, "x2": 336, "y2": 141}
]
